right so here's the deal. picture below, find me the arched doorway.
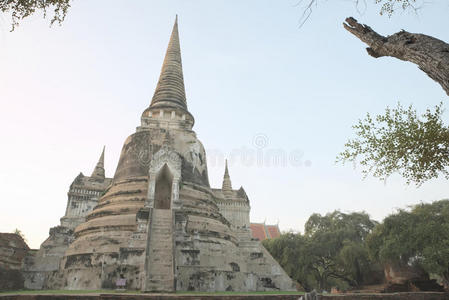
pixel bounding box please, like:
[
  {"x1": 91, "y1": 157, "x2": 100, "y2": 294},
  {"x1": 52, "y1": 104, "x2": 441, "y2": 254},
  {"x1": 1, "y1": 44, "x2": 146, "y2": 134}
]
[{"x1": 154, "y1": 164, "x2": 173, "y2": 209}]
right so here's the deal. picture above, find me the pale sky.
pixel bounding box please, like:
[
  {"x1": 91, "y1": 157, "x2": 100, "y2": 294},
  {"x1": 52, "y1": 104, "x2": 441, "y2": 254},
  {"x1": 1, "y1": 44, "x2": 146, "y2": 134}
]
[{"x1": 0, "y1": 1, "x2": 448, "y2": 249}]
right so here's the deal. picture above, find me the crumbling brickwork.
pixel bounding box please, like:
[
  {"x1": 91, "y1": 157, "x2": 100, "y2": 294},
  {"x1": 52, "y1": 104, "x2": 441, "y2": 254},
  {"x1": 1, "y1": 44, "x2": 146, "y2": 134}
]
[{"x1": 0, "y1": 233, "x2": 29, "y2": 291}]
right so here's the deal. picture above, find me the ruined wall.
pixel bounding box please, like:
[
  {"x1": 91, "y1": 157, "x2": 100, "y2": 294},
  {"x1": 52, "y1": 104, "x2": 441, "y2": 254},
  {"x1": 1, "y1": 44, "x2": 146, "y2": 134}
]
[
  {"x1": 0, "y1": 233, "x2": 29, "y2": 291},
  {"x1": 384, "y1": 263, "x2": 429, "y2": 285},
  {"x1": 22, "y1": 226, "x2": 74, "y2": 289}
]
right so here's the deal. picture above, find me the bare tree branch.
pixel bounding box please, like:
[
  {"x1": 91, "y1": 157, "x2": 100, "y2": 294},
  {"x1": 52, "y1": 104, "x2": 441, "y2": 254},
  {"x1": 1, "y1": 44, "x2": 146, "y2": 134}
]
[{"x1": 344, "y1": 17, "x2": 449, "y2": 96}]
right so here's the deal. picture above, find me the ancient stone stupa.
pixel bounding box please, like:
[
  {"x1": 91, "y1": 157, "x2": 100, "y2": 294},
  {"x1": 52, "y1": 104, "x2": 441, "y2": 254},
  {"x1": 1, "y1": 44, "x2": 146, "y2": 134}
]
[{"x1": 23, "y1": 17, "x2": 295, "y2": 292}]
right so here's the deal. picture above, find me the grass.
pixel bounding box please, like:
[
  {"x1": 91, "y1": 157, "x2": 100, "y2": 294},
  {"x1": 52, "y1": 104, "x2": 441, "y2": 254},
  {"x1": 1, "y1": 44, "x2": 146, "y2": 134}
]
[{"x1": 0, "y1": 290, "x2": 304, "y2": 295}]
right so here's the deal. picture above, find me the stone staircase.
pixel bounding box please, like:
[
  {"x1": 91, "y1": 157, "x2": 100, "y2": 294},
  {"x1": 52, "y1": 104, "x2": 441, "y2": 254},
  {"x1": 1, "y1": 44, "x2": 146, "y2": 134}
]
[{"x1": 145, "y1": 208, "x2": 175, "y2": 292}]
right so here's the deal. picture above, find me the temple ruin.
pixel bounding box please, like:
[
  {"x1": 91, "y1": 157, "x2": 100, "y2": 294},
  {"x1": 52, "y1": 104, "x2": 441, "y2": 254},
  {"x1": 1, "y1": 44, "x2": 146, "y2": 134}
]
[{"x1": 21, "y1": 17, "x2": 295, "y2": 292}]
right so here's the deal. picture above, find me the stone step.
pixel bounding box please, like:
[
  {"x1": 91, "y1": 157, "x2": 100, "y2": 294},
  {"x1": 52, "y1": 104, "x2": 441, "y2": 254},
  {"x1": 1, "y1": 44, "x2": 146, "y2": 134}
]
[
  {"x1": 150, "y1": 246, "x2": 171, "y2": 251},
  {"x1": 148, "y1": 264, "x2": 173, "y2": 270},
  {"x1": 151, "y1": 248, "x2": 172, "y2": 252},
  {"x1": 151, "y1": 228, "x2": 171, "y2": 232},
  {"x1": 150, "y1": 256, "x2": 172, "y2": 261},
  {"x1": 145, "y1": 208, "x2": 174, "y2": 292},
  {"x1": 149, "y1": 254, "x2": 172, "y2": 259},
  {"x1": 151, "y1": 223, "x2": 171, "y2": 228},
  {"x1": 152, "y1": 221, "x2": 171, "y2": 224},
  {"x1": 151, "y1": 231, "x2": 171, "y2": 235}
]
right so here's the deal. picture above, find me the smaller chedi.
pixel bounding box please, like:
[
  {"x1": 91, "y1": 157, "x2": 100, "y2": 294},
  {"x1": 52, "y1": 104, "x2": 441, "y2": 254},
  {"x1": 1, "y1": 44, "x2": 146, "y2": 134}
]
[
  {"x1": 61, "y1": 147, "x2": 112, "y2": 230},
  {"x1": 20, "y1": 17, "x2": 295, "y2": 292}
]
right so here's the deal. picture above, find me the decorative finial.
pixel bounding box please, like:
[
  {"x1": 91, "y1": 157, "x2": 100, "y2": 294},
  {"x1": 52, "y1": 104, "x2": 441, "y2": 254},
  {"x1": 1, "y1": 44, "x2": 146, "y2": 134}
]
[
  {"x1": 149, "y1": 15, "x2": 187, "y2": 110},
  {"x1": 222, "y1": 159, "x2": 232, "y2": 192},
  {"x1": 100, "y1": 145, "x2": 105, "y2": 164},
  {"x1": 91, "y1": 146, "x2": 106, "y2": 180},
  {"x1": 224, "y1": 159, "x2": 229, "y2": 176}
]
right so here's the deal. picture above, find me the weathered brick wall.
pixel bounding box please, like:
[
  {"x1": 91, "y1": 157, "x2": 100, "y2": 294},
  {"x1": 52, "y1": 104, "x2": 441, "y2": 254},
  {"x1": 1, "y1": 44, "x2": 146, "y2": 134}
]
[
  {"x1": 0, "y1": 269, "x2": 24, "y2": 291},
  {"x1": 0, "y1": 233, "x2": 29, "y2": 270},
  {"x1": 0, "y1": 233, "x2": 29, "y2": 291}
]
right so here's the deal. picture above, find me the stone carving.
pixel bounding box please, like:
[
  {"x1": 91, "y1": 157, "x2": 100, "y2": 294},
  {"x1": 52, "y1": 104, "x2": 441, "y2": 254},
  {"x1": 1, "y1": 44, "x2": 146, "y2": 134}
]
[
  {"x1": 149, "y1": 145, "x2": 182, "y2": 179},
  {"x1": 187, "y1": 140, "x2": 202, "y2": 172}
]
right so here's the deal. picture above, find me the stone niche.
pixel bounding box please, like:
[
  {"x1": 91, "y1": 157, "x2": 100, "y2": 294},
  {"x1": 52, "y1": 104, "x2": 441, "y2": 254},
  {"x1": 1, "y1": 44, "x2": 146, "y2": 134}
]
[{"x1": 146, "y1": 146, "x2": 182, "y2": 210}]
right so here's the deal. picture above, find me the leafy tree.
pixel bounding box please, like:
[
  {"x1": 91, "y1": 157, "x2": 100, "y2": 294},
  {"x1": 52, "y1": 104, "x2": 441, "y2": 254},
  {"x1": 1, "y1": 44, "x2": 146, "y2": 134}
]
[
  {"x1": 304, "y1": 211, "x2": 379, "y2": 291},
  {"x1": 263, "y1": 233, "x2": 314, "y2": 291},
  {"x1": 0, "y1": 0, "x2": 71, "y2": 31},
  {"x1": 338, "y1": 240, "x2": 373, "y2": 286},
  {"x1": 366, "y1": 199, "x2": 449, "y2": 288},
  {"x1": 337, "y1": 102, "x2": 449, "y2": 185},
  {"x1": 305, "y1": 211, "x2": 377, "y2": 241},
  {"x1": 264, "y1": 211, "x2": 381, "y2": 292}
]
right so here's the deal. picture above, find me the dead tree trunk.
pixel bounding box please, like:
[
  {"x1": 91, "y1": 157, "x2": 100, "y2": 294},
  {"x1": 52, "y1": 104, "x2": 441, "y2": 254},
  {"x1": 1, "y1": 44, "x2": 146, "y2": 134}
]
[{"x1": 343, "y1": 17, "x2": 449, "y2": 96}]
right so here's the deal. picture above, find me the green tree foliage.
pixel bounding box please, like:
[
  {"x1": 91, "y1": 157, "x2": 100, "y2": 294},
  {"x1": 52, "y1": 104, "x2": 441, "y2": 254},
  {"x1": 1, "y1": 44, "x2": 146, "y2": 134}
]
[
  {"x1": 0, "y1": 0, "x2": 71, "y2": 31},
  {"x1": 305, "y1": 211, "x2": 379, "y2": 290},
  {"x1": 263, "y1": 232, "x2": 313, "y2": 290},
  {"x1": 367, "y1": 199, "x2": 449, "y2": 288},
  {"x1": 263, "y1": 211, "x2": 381, "y2": 292},
  {"x1": 337, "y1": 103, "x2": 449, "y2": 186}
]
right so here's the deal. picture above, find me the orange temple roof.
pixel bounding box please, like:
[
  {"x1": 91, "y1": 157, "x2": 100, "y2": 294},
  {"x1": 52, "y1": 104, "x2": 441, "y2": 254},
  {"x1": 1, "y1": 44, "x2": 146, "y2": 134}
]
[{"x1": 250, "y1": 223, "x2": 281, "y2": 241}]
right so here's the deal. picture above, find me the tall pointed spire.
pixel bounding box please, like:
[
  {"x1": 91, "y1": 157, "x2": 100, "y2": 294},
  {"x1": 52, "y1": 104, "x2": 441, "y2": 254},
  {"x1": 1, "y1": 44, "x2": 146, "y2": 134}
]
[
  {"x1": 150, "y1": 15, "x2": 187, "y2": 110},
  {"x1": 91, "y1": 146, "x2": 105, "y2": 180},
  {"x1": 222, "y1": 160, "x2": 232, "y2": 191}
]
